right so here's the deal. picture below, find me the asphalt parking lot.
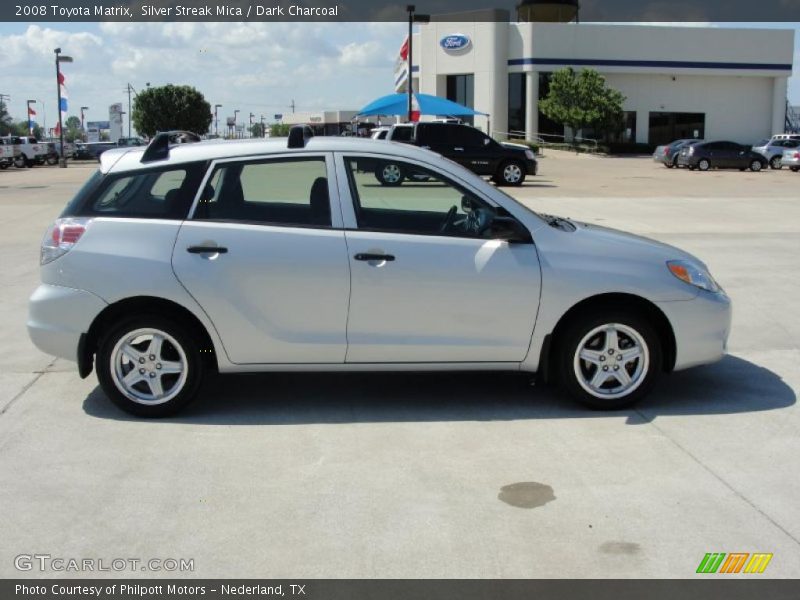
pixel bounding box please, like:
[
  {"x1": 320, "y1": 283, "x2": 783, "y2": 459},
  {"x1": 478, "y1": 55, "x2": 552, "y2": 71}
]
[{"x1": 1, "y1": 153, "x2": 798, "y2": 578}]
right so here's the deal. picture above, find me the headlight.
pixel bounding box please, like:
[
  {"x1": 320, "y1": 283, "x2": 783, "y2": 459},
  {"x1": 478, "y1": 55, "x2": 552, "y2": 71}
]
[
  {"x1": 667, "y1": 260, "x2": 720, "y2": 293},
  {"x1": 525, "y1": 149, "x2": 535, "y2": 160}
]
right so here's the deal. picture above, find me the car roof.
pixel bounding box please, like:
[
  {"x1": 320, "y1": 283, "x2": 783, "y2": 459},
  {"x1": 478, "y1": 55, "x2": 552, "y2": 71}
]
[{"x1": 101, "y1": 136, "x2": 440, "y2": 174}]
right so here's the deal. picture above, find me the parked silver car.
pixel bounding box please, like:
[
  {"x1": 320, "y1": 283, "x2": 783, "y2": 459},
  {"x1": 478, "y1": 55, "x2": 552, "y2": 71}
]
[
  {"x1": 28, "y1": 127, "x2": 731, "y2": 417},
  {"x1": 751, "y1": 138, "x2": 800, "y2": 169},
  {"x1": 782, "y1": 147, "x2": 800, "y2": 171},
  {"x1": 653, "y1": 139, "x2": 701, "y2": 168}
]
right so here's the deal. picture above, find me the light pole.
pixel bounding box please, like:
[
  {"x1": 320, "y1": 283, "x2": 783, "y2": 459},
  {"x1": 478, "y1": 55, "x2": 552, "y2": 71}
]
[
  {"x1": 406, "y1": 5, "x2": 430, "y2": 122},
  {"x1": 80, "y1": 106, "x2": 88, "y2": 139},
  {"x1": 26, "y1": 99, "x2": 36, "y2": 135},
  {"x1": 249, "y1": 112, "x2": 254, "y2": 137},
  {"x1": 233, "y1": 109, "x2": 240, "y2": 138},
  {"x1": 214, "y1": 104, "x2": 222, "y2": 136},
  {"x1": 260, "y1": 115, "x2": 265, "y2": 138},
  {"x1": 54, "y1": 48, "x2": 73, "y2": 167}
]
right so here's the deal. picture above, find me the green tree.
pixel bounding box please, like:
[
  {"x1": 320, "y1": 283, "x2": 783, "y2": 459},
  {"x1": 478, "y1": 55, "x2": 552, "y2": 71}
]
[
  {"x1": 269, "y1": 123, "x2": 291, "y2": 137},
  {"x1": 13, "y1": 121, "x2": 43, "y2": 139},
  {"x1": 539, "y1": 68, "x2": 626, "y2": 142},
  {"x1": 64, "y1": 115, "x2": 83, "y2": 142},
  {"x1": 132, "y1": 84, "x2": 212, "y2": 137},
  {"x1": 250, "y1": 122, "x2": 265, "y2": 138},
  {"x1": 0, "y1": 100, "x2": 13, "y2": 135}
]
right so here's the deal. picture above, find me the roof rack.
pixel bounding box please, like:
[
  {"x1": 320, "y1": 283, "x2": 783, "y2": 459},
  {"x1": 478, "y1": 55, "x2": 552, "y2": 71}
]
[
  {"x1": 141, "y1": 130, "x2": 203, "y2": 163},
  {"x1": 287, "y1": 125, "x2": 314, "y2": 149}
]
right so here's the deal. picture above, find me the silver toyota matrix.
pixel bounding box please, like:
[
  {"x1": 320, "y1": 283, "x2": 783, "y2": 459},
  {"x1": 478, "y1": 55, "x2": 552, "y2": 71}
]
[{"x1": 28, "y1": 128, "x2": 731, "y2": 417}]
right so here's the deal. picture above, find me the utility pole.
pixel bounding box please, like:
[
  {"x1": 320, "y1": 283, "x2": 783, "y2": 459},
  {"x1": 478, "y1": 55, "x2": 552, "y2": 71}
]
[
  {"x1": 126, "y1": 83, "x2": 134, "y2": 138},
  {"x1": 214, "y1": 104, "x2": 222, "y2": 136},
  {"x1": 260, "y1": 115, "x2": 265, "y2": 138},
  {"x1": 289, "y1": 99, "x2": 296, "y2": 114},
  {"x1": 249, "y1": 112, "x2": 254, "y2": 137}
]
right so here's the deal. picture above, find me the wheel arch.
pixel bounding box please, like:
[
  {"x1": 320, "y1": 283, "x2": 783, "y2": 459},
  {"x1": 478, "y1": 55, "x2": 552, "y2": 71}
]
[
  {"x1": 80, "y1": 296, "x2": 218, "y2": 379},
  {"x1": 539, "y1": 292, "x2": 677, "y2": 383}
]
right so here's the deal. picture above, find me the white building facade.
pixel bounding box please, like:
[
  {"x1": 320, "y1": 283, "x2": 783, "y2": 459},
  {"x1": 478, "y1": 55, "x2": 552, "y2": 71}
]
[{"x1": 409, "y1": 12, "x2": 795, "y2": 145}]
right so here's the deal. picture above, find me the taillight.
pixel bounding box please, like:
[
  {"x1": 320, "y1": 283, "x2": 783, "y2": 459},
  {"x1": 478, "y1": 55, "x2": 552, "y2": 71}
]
[
  {"x1": 794, "y1": 152, "x2": 800, "y2": 159},
  {"x1": 665, "y1": 147, "x2": 671, "y2": 157},
  {"x1": 41, "y1": 217, "x2": 92, "y2": 265}
]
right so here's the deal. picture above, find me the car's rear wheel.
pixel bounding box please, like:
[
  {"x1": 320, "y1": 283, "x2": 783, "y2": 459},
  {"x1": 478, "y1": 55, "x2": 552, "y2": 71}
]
[
  {"x1": 96, "y1": 316, "x2": 205, "y2": 417},
  {"x1": 769, "y1": 156, "x2": 782, "y2": 170},
  {"x1": 375, "y1": 162, "x2": 405, "y2": 186},
  {"x1": 697, "y1": 158, "x2": 711, "y2": 171},
  {"x1": 555, "y1": 311, "x2": 661, "y2": 410},
  {"x1": 791, "y1": 167, "x2": 799, "y2": 172},
  {"x1": 14, "y1": 156, "x2": 26, "y2": 168},
  {"x1": 750, "y1": 160, "x2": 763, "y2": 172},
  {"x1": 495, "y1": 160, "x2": 526, "y2": 186}
]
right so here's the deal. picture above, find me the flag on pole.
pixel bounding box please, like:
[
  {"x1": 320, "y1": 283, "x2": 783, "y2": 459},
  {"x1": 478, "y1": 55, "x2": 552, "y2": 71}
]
[
  {"x1": 56, "y1": 71, "x2": 68, "y2": 136},
  {"x1": 409, "y1": 93, "x2": 421, "y2": 122},
  {"x1": 28, "y1": 107, "x2": 36, "y2": 116},
  {"x1": 394, "y1": 35, "x2": 410, "y2": 92}
]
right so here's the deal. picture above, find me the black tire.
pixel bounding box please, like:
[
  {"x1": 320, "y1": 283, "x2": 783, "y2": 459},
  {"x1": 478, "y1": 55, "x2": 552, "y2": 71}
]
[
  {"x1": 697, "y1": 158, "x2": 711, "y2": 171},
  {"x1": 0, "y1": 162, "x2": 8, "y2": 170},
  {"x1": 96, "y1": 315, "x2": 205, "y2": 417},
  {"x1": 664, "y1": 162, "x2": 674, "y2": 169},
  {"x1": 554, "y1": 310, "x2": 662, "y2": 410},
  {"x1": 494, "y1": 160, "x2": 526, "y2": 186},
  {"x1": 375, "y1": 162, "x2": 405, "y2": 186},
  {"x1": 750, "y1": 160, "x2": 763, "y2": 172},
  {"x1": 46, "y1": 155, "x2": 58, "y2": 166},
  {"x1": 769, "y1": 156, "x2": 782, "y2": 170},
  {"x1": 672, "y1": 156, "x2": 680, "y2": 168},
  {"x1": 791, "y1": 167, "x2": 799, "y2": 172},
  {"x1": 14, "y1": 156, "x2": 26, "y2": 168}
]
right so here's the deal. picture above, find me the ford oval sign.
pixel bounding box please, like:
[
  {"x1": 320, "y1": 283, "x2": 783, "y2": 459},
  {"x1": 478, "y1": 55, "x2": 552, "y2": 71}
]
[{"x1": 440, "y1": 34, "x2": 471, "y2": 53}]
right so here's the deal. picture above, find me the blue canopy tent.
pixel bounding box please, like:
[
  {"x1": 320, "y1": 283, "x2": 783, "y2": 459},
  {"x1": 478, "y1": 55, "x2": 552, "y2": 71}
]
[{"x1": 357, "y1": 93, "x2": 487, "y2": 118}]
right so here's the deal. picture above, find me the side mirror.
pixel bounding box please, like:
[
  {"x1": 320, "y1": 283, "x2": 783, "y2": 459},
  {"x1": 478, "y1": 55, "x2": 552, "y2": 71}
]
[{"x1": 491, "y1": 217, "x2": 532, "y2": 244}]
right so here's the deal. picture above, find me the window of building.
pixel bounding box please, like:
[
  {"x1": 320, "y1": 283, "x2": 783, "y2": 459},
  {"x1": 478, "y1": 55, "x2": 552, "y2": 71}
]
[
  {"x1": 648, "y1": 112, "x2": 705, "y2": 146},
  {"x1": 508, "y1": 73, "x2": 527, "y2": 135},
  {"x1": 446, "y1": 74, "x2": 475, "y2": 126}
]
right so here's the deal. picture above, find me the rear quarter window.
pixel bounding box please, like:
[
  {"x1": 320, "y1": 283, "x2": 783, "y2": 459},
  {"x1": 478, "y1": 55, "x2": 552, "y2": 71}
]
[{"x1": 62, "y1": 162, "x2": 207, "y2": 219}]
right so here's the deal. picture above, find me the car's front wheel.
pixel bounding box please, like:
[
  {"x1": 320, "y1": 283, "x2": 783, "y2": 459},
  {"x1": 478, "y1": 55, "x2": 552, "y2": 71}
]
[
  {"x1": 769, "y1": 156, "x2": 782, "y2": 170},
  {"x1": 556, "y1": 312, "x2": 661, "y2": 410},
  {"x1": 96, "y1": 316, "x2": 205, "y2": 417},
  {"x1": 750, "y1": 159, "x2": 763, "y2": 172},
  {"x1": 495, "y1": 160, "x2": 526, "y2": 186},
  {"x1": 697, "y1": 158, "x2": 711, "y2": 171},
  {"x1": 375, "y1": 163, "x2": 405, "y2": 186}
]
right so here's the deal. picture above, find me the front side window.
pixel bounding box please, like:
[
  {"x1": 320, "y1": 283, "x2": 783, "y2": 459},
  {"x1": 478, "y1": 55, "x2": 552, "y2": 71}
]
[
  {"x1": 345, "y1": 156, "x2": 505, "y2": 239},
  {"x1": 194, "y1": 157, "x2": 331, "y2": 227}
]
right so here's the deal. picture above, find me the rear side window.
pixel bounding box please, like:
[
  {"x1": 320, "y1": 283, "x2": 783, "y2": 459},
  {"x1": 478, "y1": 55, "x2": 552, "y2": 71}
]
[
  {"x1": 194, "y1": 157, "x2": 331, "y2": 228},
  {"x1": 64, "y1": 162, "x2": 206, "y2": 219}
]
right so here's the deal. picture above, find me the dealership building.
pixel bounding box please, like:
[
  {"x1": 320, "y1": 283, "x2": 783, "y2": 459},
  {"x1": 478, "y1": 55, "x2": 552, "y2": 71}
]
[{"x1": 401, "y1": 3, "x2": 796, "y2": 145}]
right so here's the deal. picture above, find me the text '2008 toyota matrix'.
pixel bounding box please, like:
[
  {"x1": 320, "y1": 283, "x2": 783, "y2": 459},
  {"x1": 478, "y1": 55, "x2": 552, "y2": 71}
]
[{"x1": 28, "y1": 127, "x2": 731, "y2": 417}]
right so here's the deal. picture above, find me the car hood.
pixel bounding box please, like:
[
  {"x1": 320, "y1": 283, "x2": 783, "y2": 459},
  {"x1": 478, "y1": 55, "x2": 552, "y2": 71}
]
[
  {"x1": 567, "y1": 219, "x2": 704, "y2": 266},
  {"x1": 500, "y1": 141, "x2": 531, "y2": 153}
]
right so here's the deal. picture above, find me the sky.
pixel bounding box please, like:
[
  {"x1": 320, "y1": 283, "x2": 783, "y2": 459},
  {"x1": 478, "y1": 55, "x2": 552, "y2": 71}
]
[{"x1": 0, "y1": 21, "x2": 797, "y2": 133}]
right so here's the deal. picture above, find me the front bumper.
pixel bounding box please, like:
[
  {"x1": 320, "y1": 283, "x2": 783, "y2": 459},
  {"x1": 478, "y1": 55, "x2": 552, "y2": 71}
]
[
  {"x1": 27, "y1": 284, "x2": 107, "y2": 362},
  {"x1": 656, "y1": 290, "x2": 732, "y2": 371}
]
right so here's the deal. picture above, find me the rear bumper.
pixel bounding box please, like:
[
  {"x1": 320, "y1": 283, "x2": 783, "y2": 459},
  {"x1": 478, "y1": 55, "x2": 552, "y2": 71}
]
[
  {"x1": 656, "y1": 290, "x2": 732, "y2": 371},
  {"x1": 525, "y1": 158, "x2": 537, "y2": 176},
  {"x1": 27, "y1": 284, "x2": 107, "y2": 362},
  {"x1": 676, "y1": 155, "x2": 696, "y2": 167}
]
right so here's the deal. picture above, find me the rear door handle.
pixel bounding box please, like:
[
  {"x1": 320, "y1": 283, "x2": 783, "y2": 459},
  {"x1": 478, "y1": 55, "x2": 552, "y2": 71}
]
[
  {"x1": 187, "y1": 245, "x2": 228, "y2": 254},
  {"x1": 354, "y1": 253, "x2": 395, "y2": 262}
]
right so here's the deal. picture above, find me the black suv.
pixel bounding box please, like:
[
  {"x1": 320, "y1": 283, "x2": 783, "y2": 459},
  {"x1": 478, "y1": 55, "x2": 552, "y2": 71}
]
[{"x1": 382, "y1": 122, "x2": 537, "y2": 186}]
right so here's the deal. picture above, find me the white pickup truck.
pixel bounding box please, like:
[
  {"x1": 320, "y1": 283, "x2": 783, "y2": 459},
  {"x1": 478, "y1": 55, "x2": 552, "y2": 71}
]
[
  {"x1": 0, "y1": 138, "x2": 18, "y2": 169},
  {"x1": 0, "y1": 135, "x2": 47, "y2": 167}
]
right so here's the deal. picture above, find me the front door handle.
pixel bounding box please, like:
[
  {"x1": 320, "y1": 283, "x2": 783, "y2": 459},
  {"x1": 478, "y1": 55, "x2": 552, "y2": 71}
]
[
  {"x1": 187, "y1": 245, "x2": 228, "y2": 254},
  {"x1": 454, "y1": 147, "x2": 464, "y2": 151},
  {"x1": 354, "y1": 253, "x2": 395, "y2": 262}
]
